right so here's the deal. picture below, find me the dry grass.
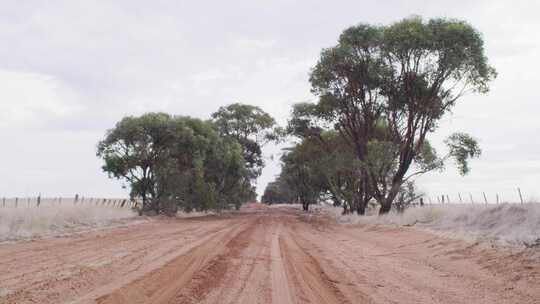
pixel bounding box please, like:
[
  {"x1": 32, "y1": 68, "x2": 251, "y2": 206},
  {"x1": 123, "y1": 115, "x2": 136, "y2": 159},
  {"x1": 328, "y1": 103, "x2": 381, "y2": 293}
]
[
  {"x1": 0, "y1": 198, "x2": 136, "y2": 241},
  {"x1": 323, "y1": 203, "x2": 540, "y2": 247}
]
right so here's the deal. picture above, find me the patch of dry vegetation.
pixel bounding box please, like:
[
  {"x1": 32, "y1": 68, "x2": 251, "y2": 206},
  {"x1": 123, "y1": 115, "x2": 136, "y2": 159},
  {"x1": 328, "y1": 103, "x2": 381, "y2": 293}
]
[
  {"x1": 325, "y1": 203, "x2": 540, "y2": 247},
  {"x1": 0, "y1": 201, "x2": 136, "y2": 241}
]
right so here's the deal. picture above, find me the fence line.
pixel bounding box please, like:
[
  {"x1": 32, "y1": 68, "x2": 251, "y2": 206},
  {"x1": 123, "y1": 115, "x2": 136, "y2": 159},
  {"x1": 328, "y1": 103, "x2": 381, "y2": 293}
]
[
  {"x1": 423, "y1": 187, "x2": 537, "y2": 205},
  {"x1": 0, "y1": 195, "x2": 138, "y2": 209},
  {"x1": 1, "y1": 189, "x2": 536, "y2": 209}
]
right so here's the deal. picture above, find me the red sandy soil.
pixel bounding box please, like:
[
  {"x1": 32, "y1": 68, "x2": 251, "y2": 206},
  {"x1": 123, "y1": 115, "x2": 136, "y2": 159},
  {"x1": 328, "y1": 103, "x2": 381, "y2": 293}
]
[{"x1": 1, "y1": 204, "x2": 539, "y2": 304}]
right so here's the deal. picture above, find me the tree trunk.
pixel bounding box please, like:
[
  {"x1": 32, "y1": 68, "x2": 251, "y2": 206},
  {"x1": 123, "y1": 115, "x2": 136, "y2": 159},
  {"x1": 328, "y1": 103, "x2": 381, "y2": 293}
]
[
  {"x1": 379, "y1": 200, "x2": 392, "y2": 214},
  {"x1": 153, "y1": 198, "x2": 160, "y2": 214},
  {"x1": 378, "y1": 175, "x2": 404, "y2": 215},
  {"x1": 379, "y1": 187, "x2": 400, "y2": 215},
  {"x1": 352, "y1": 189, "x2": 368, "y2": 215},
  {"x1": 356, "y1": 201, "x2": 366, "y2": 215},
  {"x1": 140, "y1": 192, "x2": 147, "y2": 216},
  {"x1": 342, "y1": 202, "x2": 350, "y2": 215}
]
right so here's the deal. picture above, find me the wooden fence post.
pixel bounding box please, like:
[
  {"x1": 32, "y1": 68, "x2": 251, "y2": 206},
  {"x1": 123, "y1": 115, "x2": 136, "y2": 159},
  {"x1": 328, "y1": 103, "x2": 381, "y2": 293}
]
[
  {"x1": 483, "y1": 192, "x2": 488, "y2": 205},
  {"x1": 37, "y1": 194, "x2": 41, "y2": 207},
  {"x1": 74, "y1": 194, "x2": 79, "y2": 205},
  {"x1": 517, "y1": 187, "x2": 524, "y2": 204},
  {"x1": 15, "y1": 197, "x2": 18, "y2": 208}
]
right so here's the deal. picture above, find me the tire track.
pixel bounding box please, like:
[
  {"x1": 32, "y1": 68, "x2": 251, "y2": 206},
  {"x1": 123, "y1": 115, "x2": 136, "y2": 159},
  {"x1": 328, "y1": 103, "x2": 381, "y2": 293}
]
[
  {"x1": 279, "y1": 224, "x2": 348, "y2": 304},
  {"x1": 1, "y1": 220, "x2": 236, "y2": 304},
  {"x1": 179, "y1": 215, "x2": 271, "y2": 304},
  {"x1": 270, "y1": 223, "x2": 294, "y2": 304},
  {"x1": 95, "y1": 218, "x2": 254, "y2": 304},
  {"x1": 2, "y1": 205, "x2": 539, "y2": 304}
]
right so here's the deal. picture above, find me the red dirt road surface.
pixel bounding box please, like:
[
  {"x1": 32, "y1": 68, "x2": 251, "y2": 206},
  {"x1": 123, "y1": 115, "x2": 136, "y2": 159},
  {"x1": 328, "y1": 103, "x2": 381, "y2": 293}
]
[{"x1": 1, "y1": 204, "x2": 539, "y2": 304}]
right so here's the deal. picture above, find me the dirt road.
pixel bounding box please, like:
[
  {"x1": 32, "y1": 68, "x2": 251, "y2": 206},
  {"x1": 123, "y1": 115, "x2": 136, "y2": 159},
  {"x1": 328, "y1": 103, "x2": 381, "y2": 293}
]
[{"x1": 1, "y1": 204, "x2": 539, "y2": 304}]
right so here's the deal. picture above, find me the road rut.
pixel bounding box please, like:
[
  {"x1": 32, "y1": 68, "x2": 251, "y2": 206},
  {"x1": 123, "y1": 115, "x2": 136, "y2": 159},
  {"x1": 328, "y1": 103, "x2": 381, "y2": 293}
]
[{"x1": 1, "y1": 204, "x2": 539, "y2": 304}]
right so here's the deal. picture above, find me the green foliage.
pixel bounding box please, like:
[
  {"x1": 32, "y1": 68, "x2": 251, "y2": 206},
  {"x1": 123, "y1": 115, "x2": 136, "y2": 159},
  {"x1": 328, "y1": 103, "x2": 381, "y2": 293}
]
[
  {"x1": 394, "y1": 181, "x2": 424, "y2": 213},
  {"x1": 279, "y1": 144, "x2": 321, "y2": 211},
  {"x1": 97, "y1": 112, "x2": 254, "y2": 215},
  {"x1": 445, "y1": 132, "x2": 482, "y2": 175},
  {"x1": 212, "y1": 103, "x2": 280, "y2": 180},
  {"x1": 264, "y1": 131, "x2": 362, "y2": 212},
  {"x1": 285, "y1": 16, "x2": 494, "y2": 214},
  {"x1": 96, "y1": 113, "x2": 178, "y2": 208},
  {"x1": 261, "y1": 177, "x2": 295, "y2": 204},
  {"x1": 414, "y1": 140, "x2": 444, "y2": 173},
  {"x1": 362, "y1": 140, "x2": 399, "y2": 180}
]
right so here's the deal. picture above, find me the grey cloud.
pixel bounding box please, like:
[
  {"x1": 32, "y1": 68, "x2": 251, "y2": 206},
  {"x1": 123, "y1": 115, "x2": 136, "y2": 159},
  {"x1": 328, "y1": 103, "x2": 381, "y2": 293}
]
[{"x1": 0, "y1": 0, "x2": 538, "y2": 199}]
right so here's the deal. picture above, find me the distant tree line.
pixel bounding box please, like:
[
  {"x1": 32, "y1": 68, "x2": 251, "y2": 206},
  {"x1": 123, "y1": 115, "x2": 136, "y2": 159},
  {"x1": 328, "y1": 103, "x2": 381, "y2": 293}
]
[
  {"x1": 97, "y1": 104, "x2": 280, "y2": 215},
  {"x1": 262, "y1": 16, "x2": 495, "y2": 214},
  {"x1": 99, "y1": 16, "x2": 496, "y2": 216}
]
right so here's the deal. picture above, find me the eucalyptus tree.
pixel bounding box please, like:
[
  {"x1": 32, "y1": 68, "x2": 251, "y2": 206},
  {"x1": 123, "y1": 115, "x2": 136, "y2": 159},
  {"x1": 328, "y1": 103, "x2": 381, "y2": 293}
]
[
  {"x1": 201, "y1": 135, "x2": 252, "y2": 210},
  {"x1": 159, "y1": 116, "x2": 249, "y2": 213},
  {"x1": 261, "y1": 177, "x2": 295, "y2": 205},
  {"x1": 271, "y1": 131, "x2": 358, "y2": 212},
  {"x1": 211, "y1": 103, "x2": 280, "y2": 182},
  {"x1": 301, "y1": 16, "x2": 495, "y2": 214},
  {"x1": 97, "y1": 113, "x2": 251, "y2": 215},
  {"x1": 97, "y1": 113, "x2": 178, "y2": 213},
  {"x1": 371, "y1": 17, "x2": 493, "y2": 213},
  {"x1": 285, "y1": 122, "x2": 362, "y2": 213},
  {"x1": 280, "y1": 146, "x2": 322, "y2": 211},
  {"x1": 313, "y1": 132, "x2": 362, "y2": 213},
  {"x1": 288, "y1": 102, "x2": 378, "y2": 214}
]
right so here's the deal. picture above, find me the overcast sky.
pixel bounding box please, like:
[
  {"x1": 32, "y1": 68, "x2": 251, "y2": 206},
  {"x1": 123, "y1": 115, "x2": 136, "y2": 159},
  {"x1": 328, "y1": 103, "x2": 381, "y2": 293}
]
[{"x1": 1, "y1": 0, "x2": 539, "y2": 202}]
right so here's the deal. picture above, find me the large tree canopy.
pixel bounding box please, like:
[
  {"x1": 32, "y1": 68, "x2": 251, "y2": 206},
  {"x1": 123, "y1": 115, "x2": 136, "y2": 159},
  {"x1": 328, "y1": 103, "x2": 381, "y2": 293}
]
[
  {"x1": 287, "y1": 16, "x2": 494, "y2": 214},
  {"x1": 97, "y1": 113, "x2": 253, "y2": 215},
  {"x1": 211, "y1": 103, "x2": 280, "y2": 182},
  {"x1": 96, "y1": 113, "x2": 178, "y2": 210},
  {"x1": 263, "y1": 130, "x2": 362, "y2": 212},
  {"x1": 261, "y1": 176, "x2": 295, "y2": 205}
]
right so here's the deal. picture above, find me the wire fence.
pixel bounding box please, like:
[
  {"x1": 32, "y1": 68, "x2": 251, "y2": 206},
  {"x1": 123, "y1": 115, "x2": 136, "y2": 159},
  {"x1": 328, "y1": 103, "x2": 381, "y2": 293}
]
[
  {"x1": 422, "y1": 187, "x2": 537, "y2": 205},
  {"x1": 0, "y1": 195, "x2": 137, "y2": 209},
  {"x1": 1, "y1": 187, "x2": 536, "y2": 210}
]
